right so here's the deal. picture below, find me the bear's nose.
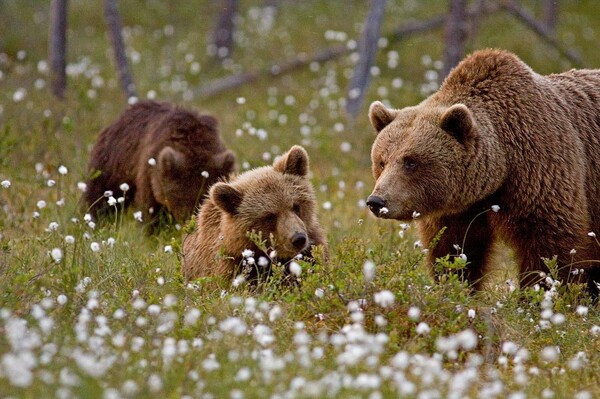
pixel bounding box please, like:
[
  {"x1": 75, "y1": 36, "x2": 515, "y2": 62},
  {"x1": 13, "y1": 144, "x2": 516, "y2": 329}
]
[
  {"x1": 366, "y1": 195, "x2": 386, "y2": 215},
  {"x1": 291, "y1": 232, "x2": 308, "y2": 250}
]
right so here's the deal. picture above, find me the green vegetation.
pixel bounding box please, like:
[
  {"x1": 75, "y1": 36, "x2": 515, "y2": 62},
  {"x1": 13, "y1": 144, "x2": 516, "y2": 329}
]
[{"x1": 0, "y1": 1, "x2": 598, "y2": 397}]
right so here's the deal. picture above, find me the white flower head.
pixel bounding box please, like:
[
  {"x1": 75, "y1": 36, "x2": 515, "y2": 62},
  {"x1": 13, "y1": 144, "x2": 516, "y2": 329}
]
[
  {"x1": 1, "y1": 180, "x2": 10, "y2": 188},
  {"x1": 491, "y1": 205, "x2": 500, "y2": 212},
  {"x1": 407, "y1": 306, "x2": 421, "y2": 321},
  {"x1": 374, "y1": 290, "x2": 395, "y2": 308},
  {"x1": 58, "y1": 165, "x2": 68, "y2": 175},
  {"x1": 107, "y1": 196, "x2": 117, "y2": 206},
  {"x1": 415, "y1": 322, "x2": 430, "y2": 335},
  {"x1": 133, "y1": 211, "x2": 143, "y2": 222},
  {"x1": 363, "y1": 260, "x2": 376, "y2": 283},
  {"x1": 201, "y1": 171, "x2": 209, "y2": 178},
  {"x1": 148, "y1": 158, "x2": 156, "y2": 166},
  {"x1": 289, "y1": 261, "x2": 302, "y2": 277},
  {"x1": 119, "y1": 182, "x2": 130, "y2": 192},
  {"x1": 51, "y1": 248, "x2": 63, "y2": 263}
]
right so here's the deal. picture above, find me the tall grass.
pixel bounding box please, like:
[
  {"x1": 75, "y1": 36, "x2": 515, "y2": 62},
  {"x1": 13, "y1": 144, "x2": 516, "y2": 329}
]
[{"x1": 0, "y1": 1, "x2": 599, "y2": 397}]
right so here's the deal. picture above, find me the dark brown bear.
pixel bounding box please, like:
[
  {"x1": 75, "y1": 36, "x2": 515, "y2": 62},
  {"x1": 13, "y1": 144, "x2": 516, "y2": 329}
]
[
  {"x1": 182, "y1": 145, "x2": 327, "y2": 282},
  {"x1": 367, "y1": 49, "x2": 600, "y2": 298},
  {"x1": 84, "y1": 100, "x2": 235, "y2": 226}
]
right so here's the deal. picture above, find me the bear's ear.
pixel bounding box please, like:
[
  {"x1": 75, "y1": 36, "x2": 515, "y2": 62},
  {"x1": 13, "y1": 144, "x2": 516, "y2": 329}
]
[
  {"x1": 273, "y1": 145, "x2": 309, "y2": 177},
  {"x1": 199, "y1": 115, "x2": 218, "y2": 131},
  {"x1": 211, "y1": 182, "x2": 243, "y2": 215},
  {"x1": 158, "y1": 146, "x2": 185, "y2": 174},
  {"x1": 439, "y1": 104, "x2": 476, "y2": 145},
  {"x1": 369, "y1": 101, "x2": 398, "y2": 133},
  {"x1": 217, "y1": 150, "x2": 236, "y2": 174}
]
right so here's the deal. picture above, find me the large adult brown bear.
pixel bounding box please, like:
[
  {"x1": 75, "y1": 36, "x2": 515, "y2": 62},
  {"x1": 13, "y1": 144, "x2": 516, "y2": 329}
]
[
  {"x1": 367, "y1": 49, "x2": 600, "y2": 299},
  {"x1": 84, "y1": 100, "x2": 235, "y2": 228}
]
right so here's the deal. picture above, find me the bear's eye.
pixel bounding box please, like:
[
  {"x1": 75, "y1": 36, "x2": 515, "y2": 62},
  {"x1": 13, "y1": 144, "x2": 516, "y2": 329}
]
[
  {"x1": 264, "y1": 213, "x2": 277, "y2": 224},
  {"x1": 292, "y1": 203, "x2": 301, "y2": 215},
  {"x1": 378, "y1": 161, "x2": 385, "y2": 170},
  {"x1": 403, "y1": 157, "x2": 418, "y2": 172}
]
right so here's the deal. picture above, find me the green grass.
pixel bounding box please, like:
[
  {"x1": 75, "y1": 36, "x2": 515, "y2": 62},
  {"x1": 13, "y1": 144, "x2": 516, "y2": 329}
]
[{"x1": 1, "y1": 1, "x2": 599, "y2": 397}]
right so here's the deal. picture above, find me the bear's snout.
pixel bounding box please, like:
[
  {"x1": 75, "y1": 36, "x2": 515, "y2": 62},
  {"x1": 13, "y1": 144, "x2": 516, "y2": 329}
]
[
  {"x1": 366, "y1": 195, "x2": 387, "y2": 216},
  {"x1": 291, "y1": 232, "x2": 308, "y2": 251}
]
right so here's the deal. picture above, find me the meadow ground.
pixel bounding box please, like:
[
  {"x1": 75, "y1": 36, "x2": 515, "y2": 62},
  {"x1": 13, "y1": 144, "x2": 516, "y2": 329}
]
[{"x1": 1, "y1": 1, "x2": 599, "y2": 398}]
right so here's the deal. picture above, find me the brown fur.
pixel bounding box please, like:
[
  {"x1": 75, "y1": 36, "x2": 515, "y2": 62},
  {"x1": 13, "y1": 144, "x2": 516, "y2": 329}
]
[
  {"x1": 84, "y1": 100, "x2": 235, "y2": 226},
  {"x1": 367, "y1": 49, "x2": 600, "y2": 297},
  {"x1": 182, "y1": 145, "x2": 327, "y2": 281}
]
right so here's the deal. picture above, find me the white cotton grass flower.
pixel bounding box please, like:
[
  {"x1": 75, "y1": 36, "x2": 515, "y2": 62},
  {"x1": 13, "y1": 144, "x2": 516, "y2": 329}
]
[
  {"x1": 107, "y1": 196, "x2": 117, "y2": 206},
  {"x1": 576, "y1": 305, "x2": 588, "y2": 317},
  {"x1": 587, "y1": 231, "x2": 596, "y2": 238},
  {"x1": 50, "y1": 248, "x2": 63, "y2": 263},
  {"x1": 467, "y1": 308, "x2": 476, "y2": 319},
  {"x1": 540, "y1": 346, "x2": 559, "y2": 362},
  {"x1": 133, "y1": 211, "x2": 143, "y2": 222},
  {"x1": 322, "y1": 201, "x2": 332, "y2": 210},
  {"x1": 119, "y1": 182, "x2": 130, "y2": 192},
  {"x1": 184, "y1": 308, "x2": 201, "y2": 325},
  {"x1": 1, "y1": 180, "x2": 10, "y2": 188},
  {"x1": 37, "y1": 200, "x2": 47, "y2": 209},
  {"x1": 491, "y1": 205, "x2": 500, "y2": 212},
  {"x1": 163, "y1": 245, "x2": 173, "y2": 254},
  {"x1": 201, "y1": 171, "x2": 209, "y2": 178},
  {"x1": 77, "y1": 182, "x2": 87, "y2": 192},
  {"x1": 57, "y1": 294, "x2": 68, "y2": 305},
  {"x1": 58, "y1": 165, "x2": 68, "y2": 175},
  {"x1": 232, "y1": 274, "x2": 246, "y2": 287},
  {"x1": 502, "y1": 341, "x2": 519, "y2": 355},
  {"x1": 148, "y1": 158, "x2": 156, "y2": 166},
  {"x1": 363, "y1": 260, "x2": 376, "y2": 283},
  {"x1": 416, "y1": 322, "x2": 430, "y2": 335},
  {"x1": 374, "y1": 290, "x2": 395, "y2": 308},
  {"x1": 90, "y1": 242, "x2": 100, "y2": 252},
  {"x1": 289, "y1": 261, "x2": 302, "y2": 277},
  {"x1": 407, "y1": 306, "x2": 421, "y2": 321}
]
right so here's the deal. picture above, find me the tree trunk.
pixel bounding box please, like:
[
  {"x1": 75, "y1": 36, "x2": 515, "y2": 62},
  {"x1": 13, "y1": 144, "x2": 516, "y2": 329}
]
[
  {"x1": 49, "y1": 0, "x2": 68, "y2": 99},
  {"x1": 345, "y1": 0, "x2": 387, "y2": 120},
  {"x1": 543, "y1": 0, "x2": 558, "y2": 34},
  {"x1": 442, "y1": 0, "x2": 468, "y2": 79},
  {"x1": 104, "y1": 0, "x2": 137, "y2": 98},
  {"x1": 502, "y1": 0, "x2": 581, "y2": 66},
  {"x1": 213, "y1": 0, "x2": 238, "y2": 59}
]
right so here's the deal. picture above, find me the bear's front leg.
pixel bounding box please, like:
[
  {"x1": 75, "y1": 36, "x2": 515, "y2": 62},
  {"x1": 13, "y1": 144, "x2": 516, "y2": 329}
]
[{"x1": 418, "y1": 207, "x2": 494, "y2": 291}]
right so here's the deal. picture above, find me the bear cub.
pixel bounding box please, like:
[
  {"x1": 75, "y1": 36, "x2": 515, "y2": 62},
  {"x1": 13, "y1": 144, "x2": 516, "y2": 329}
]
[
  {"x1": 182, "y1": 145, "x2": 327, "y2": 282},
  {"x1": 84, "y1": 100, "x2": 235, "y2": 227},
  {"x1": 366, "y1": 49, "x2": 600, "y2": 299}
]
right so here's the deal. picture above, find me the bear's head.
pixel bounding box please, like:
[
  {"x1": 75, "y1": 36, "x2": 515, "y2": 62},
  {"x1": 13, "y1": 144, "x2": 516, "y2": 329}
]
[
  {"x1": 150, "y1": 110, "x2": 236, "y2": 223},
  {"x1": 209, "y1": 145, "x2": 318, "y2": 263},
  {"x1": 366, "y1": 100, "x2": 505, "y2": 220}
]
